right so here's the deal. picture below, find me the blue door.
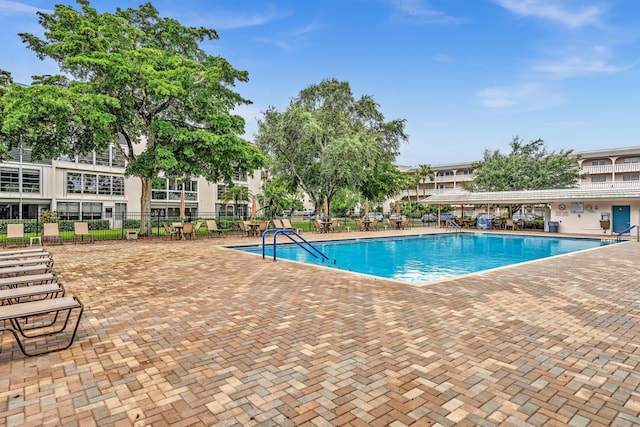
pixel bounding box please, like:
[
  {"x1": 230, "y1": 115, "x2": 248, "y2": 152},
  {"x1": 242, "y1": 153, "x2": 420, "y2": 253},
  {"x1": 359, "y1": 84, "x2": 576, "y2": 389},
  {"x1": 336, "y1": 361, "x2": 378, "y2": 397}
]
[{"x1": 612, "y1": 205, "x2": 631, "y2": 234}]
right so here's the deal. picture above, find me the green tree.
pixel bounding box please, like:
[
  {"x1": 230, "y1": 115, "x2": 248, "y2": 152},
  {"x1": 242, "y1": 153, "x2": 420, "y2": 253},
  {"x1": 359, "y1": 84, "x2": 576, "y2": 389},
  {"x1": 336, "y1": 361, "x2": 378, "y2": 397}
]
[
  {"x1": 255, "y1": 78, "x2": 407, "y2": 213},
  {"x1": 0, "y1": 2, "x2": 265, "y2": 234},
  {"x1": 258, "y1": 176, "x2": 304, "y2": 218},
  {"x1": 415, "y1": 164, "x2": 435, "y2": 201},
  {"x1": 469, "y1": 137, "x2": 581, "y2": 192},
  {"x1": 219, "y1": 185, "x2": 250, "y2": 218}
]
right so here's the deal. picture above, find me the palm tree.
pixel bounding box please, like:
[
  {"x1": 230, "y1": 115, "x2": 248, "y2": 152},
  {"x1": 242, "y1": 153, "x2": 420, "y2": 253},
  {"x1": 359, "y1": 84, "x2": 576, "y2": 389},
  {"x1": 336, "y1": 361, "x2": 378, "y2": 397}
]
[
  {"x1": 415, "y1": 164, "x2": 435, "y2": 202},
  {"x1": 219, "y1": 185, "x2": 250, "y2": 219}
]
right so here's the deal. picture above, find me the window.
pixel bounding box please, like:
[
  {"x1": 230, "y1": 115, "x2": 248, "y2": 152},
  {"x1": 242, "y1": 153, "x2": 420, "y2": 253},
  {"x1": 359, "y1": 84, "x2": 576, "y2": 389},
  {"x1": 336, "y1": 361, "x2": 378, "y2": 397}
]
[
  {"x1": 22, "y1": 169, "x2": 40, "y2": 193},
  {"x1": 67, "y1": 172, "x2": 82, "y2": 194},
  {"x1": 622, "y1": 174, "x2": 640, "y2": 181},
  {"x1": 112, "y1": 177, "x2": 124, "y2": 196},
  {"x1": 233, "y1": 169, "x2": 247, "y2": 181},
  {"x1": 0, "y1": 168, "x2": 20, "y2": 192},
  {"x1": 112, "y1": 146, "x2": 126, "y2": 167},
  {"x1": 217, "y1": 185, "x2": 227, "y2": 199},
  {"x1": 98, "y1": 175, "x2": 112, "y2": 195},
  {"x1": 441, "y1": 171, "x2": 454, "y2": 176},
  {"x1": 591, "y1": 176, "x2": 606, "y2": 182},
  {"x1": 82, "y1": 202, "x2": 102, "y2": 220},
  {"x1": 83, "y1": 174, "x2": 97, "y2": 194},
  {"x1": 57, "y1": 202, "x2": 80, "y2": 220},
  {"x1": 0, "y1": 168, "x2": 40, "y2": 193},
  {"x1": 622, "y1": 157, "x2": 640, "y2": 164},
  {"x1": 77, "y1": 153, "x2": 94, "y2": 165},
  {"x1": 95, "y1": 149, "x2": 110, "y2": 166},
  {"x1": 66, "y1": 171, "x2": 123, "y2": 195},
  {"x1": 590, "y1": 159, "x2": 607, "y2": 166}
]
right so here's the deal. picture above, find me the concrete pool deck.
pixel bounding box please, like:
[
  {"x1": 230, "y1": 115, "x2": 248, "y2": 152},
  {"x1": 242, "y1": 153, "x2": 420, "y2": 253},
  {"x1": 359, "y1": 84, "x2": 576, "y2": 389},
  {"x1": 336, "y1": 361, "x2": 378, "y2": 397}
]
[{"x1": 1, "y1": 228, "x2": 639, "y2": 426}]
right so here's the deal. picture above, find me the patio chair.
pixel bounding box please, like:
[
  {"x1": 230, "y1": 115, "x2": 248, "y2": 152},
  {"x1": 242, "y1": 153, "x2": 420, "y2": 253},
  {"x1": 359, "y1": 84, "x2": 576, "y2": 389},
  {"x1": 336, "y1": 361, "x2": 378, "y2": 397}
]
[
  {"x1": 205, "y1": 220, "x2": 224, "y2": 237},
  {"x1": 354, "y1": 218, "x2": 365, "y2": 231},
  {"x1": 237, "y1": 221, "x2": 251, "y2": 237},
  {"x1": 312, "y1": 219, "x2": 323, "y2": 233},
  {"x1": 3, "y1": 224, "x2": 27, "y2": 249},
  {"x1": 329, "y1": 219, "x2": 340, "y2": 232},
  {"x1": 400, "y1": 217, "x2": 411, "y2": 230},
  {"x1": 162, "y1": 223, "x2": 178, "y2": 240},
  {"x1": 258, "y1": 221, "x2": 269, "y2": 235},
  {"x1": 369, "y1": 218, "x2": 379, "y2": 231},
  {"x1": 181, "y1": 222, "x2": 194, "y2": 240},
  {"x1": 192, "y1": 221, "x2": 203, "y2": 239},
  {"x1": 42, "y1": 223, "x2": 64, "y2": 245},
  {"x1": 0, "y1": 296, "x2": 84, "y2": 356},
  {"x1": 505, "y1": 219, "x2": 517, "y2": 231},
  {"x1": 73, "y1": 222, "x2": 94, "y2": 244}
]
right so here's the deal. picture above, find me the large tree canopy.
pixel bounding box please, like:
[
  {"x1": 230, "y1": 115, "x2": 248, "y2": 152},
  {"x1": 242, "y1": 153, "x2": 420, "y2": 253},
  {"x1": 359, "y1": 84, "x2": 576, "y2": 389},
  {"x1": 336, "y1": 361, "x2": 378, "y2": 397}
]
[
  {"x1": 0, "y1": 1, "x2": 265, "y2": 232},
  {"x1": 255, "y1": 78, "x2": 407, "y2": 211},
  {"x1": 469, "y1": 137, "x2": 581, "y2": 192}
]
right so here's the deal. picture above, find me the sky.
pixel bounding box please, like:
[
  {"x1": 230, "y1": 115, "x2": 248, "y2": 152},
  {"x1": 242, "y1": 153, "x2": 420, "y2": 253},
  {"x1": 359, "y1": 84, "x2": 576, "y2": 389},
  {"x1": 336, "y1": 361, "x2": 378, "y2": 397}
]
[{"x1": 1, "y1": 0, "x2": 639, "y2": 167}]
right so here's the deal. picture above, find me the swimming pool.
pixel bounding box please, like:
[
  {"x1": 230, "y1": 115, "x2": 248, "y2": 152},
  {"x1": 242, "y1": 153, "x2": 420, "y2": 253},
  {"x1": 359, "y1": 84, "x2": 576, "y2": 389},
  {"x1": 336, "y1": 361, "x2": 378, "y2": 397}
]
[{"x1": 235, "y1": 233, "x2": 608, "y2": 284}]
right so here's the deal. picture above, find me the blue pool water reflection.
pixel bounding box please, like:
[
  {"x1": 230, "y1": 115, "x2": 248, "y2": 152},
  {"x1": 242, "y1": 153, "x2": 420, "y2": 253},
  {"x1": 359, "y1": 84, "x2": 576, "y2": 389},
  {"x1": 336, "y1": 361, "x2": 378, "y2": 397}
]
[{"x1": 235, "y1": 233, "x2": 607, "y2": 284}]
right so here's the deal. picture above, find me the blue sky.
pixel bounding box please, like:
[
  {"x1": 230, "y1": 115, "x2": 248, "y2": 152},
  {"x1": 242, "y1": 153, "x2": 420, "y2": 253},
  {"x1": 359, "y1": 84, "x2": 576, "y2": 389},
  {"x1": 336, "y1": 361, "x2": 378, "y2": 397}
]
[{"x1": 1, "y1": 0, "x2": 639, "y2": 167}]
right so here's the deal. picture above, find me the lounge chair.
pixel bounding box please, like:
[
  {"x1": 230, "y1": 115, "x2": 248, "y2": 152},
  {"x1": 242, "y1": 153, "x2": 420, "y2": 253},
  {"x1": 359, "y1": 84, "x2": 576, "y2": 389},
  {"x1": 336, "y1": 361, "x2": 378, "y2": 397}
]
[
  {"x1": 0, "y1": 296, "x2": 84, "y2": 356},
  {"x1": 42, "y1": 223, "x2": 64, "y2": 245},
  {"x1": 3, "y1": 224, "x2": 27, "y2": 249},
  {"x1": 0, "y1": 272, "x2": 58, "y2": 290},
  {"x1": 0, "y1": 282, "x2": 65, "y2": 304},
  {"x1": 162, "y1": 222, "x2": 178, "y2": 240},
  {"x1": 271, "y1": 219, "x2": 284, "y2": 229},
  {"x1": 0, "y1": 261, "x2": 54, "y2": 278},
  {"x1": 205, "y1": 220, "x2": 224, "y2": 237},
  {"x1": 0, "y1": 249, "x2": 51, "y2": 261},
  {"x1": 281, "y1": 218, "x2": 293, "y2": 229},
  {"x1": 73, "y1": 222, "x2": 94, "y2": 244}
]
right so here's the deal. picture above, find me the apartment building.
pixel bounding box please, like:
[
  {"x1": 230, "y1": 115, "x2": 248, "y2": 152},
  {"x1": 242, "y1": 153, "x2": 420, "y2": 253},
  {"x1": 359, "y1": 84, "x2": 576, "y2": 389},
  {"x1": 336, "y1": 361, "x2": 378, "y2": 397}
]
[
  {"x1": 0, "y1": 143, "x2": 262, "y2": 220},
  {"x1": 399, "y1": 146, "x2": 640, "y2": 202}
]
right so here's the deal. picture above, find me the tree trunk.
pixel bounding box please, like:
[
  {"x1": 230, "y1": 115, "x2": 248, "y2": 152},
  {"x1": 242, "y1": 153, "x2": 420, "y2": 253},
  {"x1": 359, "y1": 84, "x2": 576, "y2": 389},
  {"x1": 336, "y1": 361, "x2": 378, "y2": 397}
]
[{"x1": 139, "y1": 177, "x2": 152, "y2": 236}]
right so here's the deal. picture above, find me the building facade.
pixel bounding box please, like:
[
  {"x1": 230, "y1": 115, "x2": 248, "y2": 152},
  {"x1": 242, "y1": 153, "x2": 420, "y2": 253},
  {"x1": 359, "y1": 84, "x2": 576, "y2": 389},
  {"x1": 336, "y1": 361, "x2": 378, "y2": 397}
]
[{"x1": 0, "y1": 143, "x2": 262, "y2": 221}]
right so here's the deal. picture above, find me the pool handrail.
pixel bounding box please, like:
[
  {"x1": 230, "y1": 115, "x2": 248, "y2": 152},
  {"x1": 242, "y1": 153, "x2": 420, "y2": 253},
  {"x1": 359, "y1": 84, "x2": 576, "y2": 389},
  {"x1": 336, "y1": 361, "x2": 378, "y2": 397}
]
[
  {"x1": 261, "y1": 228, "x2": 329, "y2": 261},
  {"x1": 616, "y1": 224, "x2": 638, "y2": 241}
]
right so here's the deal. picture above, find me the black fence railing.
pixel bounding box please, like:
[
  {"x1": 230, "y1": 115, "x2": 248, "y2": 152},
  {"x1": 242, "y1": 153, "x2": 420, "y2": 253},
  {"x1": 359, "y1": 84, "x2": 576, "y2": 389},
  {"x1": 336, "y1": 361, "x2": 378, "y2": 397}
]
[
  {"x1": 0, "y1": 212, "x2": 258, "y2": 243},
  {"x1": 0, "y1": 211, "x2": 437, "y2": 244}
]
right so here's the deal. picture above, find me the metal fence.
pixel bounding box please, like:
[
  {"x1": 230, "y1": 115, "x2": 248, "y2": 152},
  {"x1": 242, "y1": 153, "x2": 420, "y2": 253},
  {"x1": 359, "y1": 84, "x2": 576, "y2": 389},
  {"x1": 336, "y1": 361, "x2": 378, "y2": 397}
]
[{"x1": 0, "y1": 211, "x2": 437, "y2": 244}]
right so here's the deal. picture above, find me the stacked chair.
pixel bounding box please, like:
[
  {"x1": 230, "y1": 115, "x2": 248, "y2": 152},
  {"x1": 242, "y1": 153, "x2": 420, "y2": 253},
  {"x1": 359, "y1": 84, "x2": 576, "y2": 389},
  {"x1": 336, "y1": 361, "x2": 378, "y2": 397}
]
[{"x1": 0, "y1": 248, "x2": 84, "y2": 357}]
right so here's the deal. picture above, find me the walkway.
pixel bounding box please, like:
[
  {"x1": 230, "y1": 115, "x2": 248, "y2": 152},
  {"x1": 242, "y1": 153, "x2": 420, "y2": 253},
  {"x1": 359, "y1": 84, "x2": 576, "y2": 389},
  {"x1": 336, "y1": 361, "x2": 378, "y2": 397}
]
[{"x1": 1, "y1": 230, "x2": 639, "y2": 426}]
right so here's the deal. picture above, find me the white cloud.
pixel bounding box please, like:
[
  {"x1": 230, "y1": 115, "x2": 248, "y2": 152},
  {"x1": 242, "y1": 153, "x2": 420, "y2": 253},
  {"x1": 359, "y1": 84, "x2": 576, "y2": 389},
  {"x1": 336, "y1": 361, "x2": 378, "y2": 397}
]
[
  {"x1": 0, "y1": 0, "x2": 49, "y2": 14},
  {"x1": 388, "y1": 0, "x2": 464, "y2": 24},
  {"x1": 493, "y1": 0, "x2": 605, "y2": 29},
  {"x1": 533, "y1": 45, "x2": 634, "y2": 77},
  {"x1": 535, "y1": 57, "x2": 631, "y2": 76},
  {"x1": 477, "y1": 83, "x2": 563, "y2": 110},
  {"x1": 185, "y1": 5, "x2": 293, "y2": 30}
]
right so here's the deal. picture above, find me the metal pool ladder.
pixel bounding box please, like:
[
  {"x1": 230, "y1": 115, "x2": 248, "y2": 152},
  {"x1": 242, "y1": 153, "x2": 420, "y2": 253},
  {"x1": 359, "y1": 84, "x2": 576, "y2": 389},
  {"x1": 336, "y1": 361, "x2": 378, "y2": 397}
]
[
  {"x1": 261, "y1": 229, "x2": 329, "y2": 261},
  {"x1": 445, "y1": 219, "x2": 462, "y2": 233}
]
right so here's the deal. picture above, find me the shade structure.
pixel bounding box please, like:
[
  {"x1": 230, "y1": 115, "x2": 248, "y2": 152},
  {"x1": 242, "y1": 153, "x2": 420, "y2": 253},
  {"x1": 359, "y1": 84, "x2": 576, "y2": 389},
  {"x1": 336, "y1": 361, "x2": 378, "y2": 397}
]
[
  {"x1": 324, "y1": 196, "x2": 329, "y2": 218},
  {"x1": 251, "y1": 195, "x2": 257, "y2": 220},
  {"x1": 396, "y1": 200, "x2": 401, "y2": 217},
  {"x1": 179, "y1": 191, "x2": 186, "y2": 220},
  {"x1": 364, "y1": 199, "x2": 369, "y2": 217}
]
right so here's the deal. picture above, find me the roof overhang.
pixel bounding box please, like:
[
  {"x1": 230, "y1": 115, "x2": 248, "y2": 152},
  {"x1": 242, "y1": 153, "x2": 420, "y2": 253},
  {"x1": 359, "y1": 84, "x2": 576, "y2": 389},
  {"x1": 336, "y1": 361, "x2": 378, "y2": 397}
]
[{"x1": 422, "y1": 187, "x2": 640, "y2": 205}]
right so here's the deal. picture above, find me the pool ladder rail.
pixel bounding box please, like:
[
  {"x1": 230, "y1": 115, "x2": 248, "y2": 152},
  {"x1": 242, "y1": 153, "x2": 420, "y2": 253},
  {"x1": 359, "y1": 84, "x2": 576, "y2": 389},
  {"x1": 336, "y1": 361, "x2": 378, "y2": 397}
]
[
  {"x1": 445, "y1": 219, "x2": 462, "y2": 233},
  {"x1": 261, "y1": 228, "x2": 329, "y2": 262}
]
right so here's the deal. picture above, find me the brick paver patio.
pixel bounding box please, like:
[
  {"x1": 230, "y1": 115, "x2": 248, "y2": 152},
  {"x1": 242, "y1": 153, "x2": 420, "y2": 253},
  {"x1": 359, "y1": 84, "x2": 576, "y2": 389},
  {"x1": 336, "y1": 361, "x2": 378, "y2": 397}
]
[{"x1": 1, "y1": 229, "x2": 639, "y2": 426}]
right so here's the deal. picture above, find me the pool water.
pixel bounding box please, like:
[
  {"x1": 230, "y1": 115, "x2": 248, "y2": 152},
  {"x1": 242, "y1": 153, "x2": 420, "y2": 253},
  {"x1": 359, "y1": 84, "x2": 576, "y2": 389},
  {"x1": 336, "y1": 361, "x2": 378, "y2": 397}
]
[{"x1": 236, "y1": 233, "x2": 608, "y2": 284}]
